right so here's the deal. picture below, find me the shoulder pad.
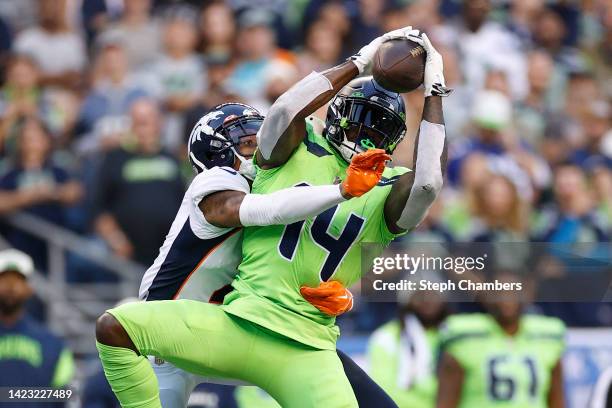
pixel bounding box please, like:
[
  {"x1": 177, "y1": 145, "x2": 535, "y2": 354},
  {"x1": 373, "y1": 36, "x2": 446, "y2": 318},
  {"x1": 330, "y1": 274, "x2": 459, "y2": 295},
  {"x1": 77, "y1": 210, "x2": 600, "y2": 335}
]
[
  {"x1": 439, "y1": 314, "x2": 493, "y2": 348},
  {"x1": 522, "y1": 314, "x2": 566, "y2": 341},
  {"x1": 198, "y1": 166, "x2": 241, "y2": 179},
  {"x1": 382, "y1": 166, "x2": 411, "y2": 177},
  {"x1": 190, "y1": 166, "x2": 250, "y2": 200},
  {"x1": 378, "y1": 166, "x2": 410, "y2": 186},
  {"x1": 306, "y1": 115, "x2": 325, "y2": 135},
  {"x1": 303, "y1": 121, "x2": 334, "y2": 157}
]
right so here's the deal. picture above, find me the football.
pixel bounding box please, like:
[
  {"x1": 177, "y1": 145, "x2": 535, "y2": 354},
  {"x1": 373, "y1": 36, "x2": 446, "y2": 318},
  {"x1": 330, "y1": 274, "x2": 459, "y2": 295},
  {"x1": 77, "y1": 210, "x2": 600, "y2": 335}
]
[{"x1": 372, "y1": 39, "x2": 426, "y2": 93}]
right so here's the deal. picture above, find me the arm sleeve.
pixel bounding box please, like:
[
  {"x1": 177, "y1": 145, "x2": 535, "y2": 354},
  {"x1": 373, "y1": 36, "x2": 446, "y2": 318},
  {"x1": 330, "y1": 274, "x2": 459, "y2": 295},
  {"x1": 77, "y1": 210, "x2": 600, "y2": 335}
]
[
  {"x1": 396, "y1": 120, "x2": 446, "y2": 231},
  {"x1": 256, "y1": 71, "x2": 332, "y2": 160},
  {"x1": 239, "y1": 184, "x2": 345, "y2": 227},
  {"x1": 189, "y1": 167, "x2": 250, "y2": 239}
]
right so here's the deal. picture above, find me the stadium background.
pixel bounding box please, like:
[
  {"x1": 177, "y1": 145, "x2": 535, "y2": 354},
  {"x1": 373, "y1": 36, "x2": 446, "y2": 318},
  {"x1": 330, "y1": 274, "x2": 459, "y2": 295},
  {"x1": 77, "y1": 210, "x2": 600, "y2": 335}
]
[{"x1": 0, "y1": 0, "x2": 609, "y2": 407}]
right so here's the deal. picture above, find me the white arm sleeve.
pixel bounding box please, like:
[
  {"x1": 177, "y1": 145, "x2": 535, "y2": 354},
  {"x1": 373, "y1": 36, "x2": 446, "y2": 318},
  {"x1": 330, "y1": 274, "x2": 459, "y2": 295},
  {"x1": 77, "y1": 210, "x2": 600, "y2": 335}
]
[
  {"x1": 396, "y1": 120, "x2": 446, "y2": 231},
  {"x1": 257, "y1": 71, "x2": 332, "y2": 160},
  {"x1": 189, "y1": 167, "x2": 250, "y2": 239},
  {"x1": 239, "y1": 184, "x2": 345, "y2": 227}
]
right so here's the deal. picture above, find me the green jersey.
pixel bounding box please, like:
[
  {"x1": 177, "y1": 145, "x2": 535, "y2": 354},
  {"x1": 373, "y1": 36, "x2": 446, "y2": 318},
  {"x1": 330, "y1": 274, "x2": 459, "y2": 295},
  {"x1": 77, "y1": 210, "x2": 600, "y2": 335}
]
[
  {"x1": 222, "y1": 121, "x2": 408, "y2": 350},
  {"x1": 440, "y1": 313, "x2": 565, "y2": 408}
]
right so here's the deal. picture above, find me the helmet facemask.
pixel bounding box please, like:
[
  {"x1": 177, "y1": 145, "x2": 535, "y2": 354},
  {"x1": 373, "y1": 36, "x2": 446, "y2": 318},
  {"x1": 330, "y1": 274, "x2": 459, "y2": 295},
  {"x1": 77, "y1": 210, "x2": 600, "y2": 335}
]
[
  {"x1": 223, "y1": 116, "x2": 261, "y2": 179},
  {"x1": 191, "y1": 115, "x2": 263, "y2": 175},
  {"x1": 325, "y1": 96, "x2": 407, "y2": 162},
  {"x1": 223, "y1": 116, "x2": 263, "y2": 158}
]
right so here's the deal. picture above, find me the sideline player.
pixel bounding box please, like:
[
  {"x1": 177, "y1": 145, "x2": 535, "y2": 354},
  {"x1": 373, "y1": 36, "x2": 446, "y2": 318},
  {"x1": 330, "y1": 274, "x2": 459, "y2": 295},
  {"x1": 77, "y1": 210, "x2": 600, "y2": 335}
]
[
  {"x1": 436, "y1": 273, "x2": 565, "y2": 408},
  {"x1": 96, "y1": 27, "x2": 450, "y2": 407},
  {"x1": 140, "y1": 102, "x2": 397, "y2": 407}
]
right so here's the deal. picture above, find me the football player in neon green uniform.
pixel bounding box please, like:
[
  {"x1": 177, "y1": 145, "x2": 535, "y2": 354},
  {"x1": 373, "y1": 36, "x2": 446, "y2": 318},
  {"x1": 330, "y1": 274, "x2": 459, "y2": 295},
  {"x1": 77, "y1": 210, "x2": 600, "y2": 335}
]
[
  {"x1": 95, "y1": 28, "x2": 452, "y2": 408},
  {"x1": 437, "y1": 274, "x2": 566, "y2": 408}
]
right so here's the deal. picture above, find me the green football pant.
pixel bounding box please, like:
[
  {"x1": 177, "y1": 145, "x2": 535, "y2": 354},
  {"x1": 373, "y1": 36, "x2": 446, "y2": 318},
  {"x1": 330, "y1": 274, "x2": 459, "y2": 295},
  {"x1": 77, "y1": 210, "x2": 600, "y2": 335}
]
[{"x1": 103, "y1": 299, "x2": 358, "y2": 408}]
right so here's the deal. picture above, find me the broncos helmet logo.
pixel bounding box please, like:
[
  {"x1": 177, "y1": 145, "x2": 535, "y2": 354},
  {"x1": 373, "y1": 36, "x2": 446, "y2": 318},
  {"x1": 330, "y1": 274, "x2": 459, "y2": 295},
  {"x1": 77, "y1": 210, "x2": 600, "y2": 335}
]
[
  {"x1": 189, "y1": 110, "x2": 224, "y2": 146},
  {"x1": 187, "y1": 110, "x2": 224, "y2": 172}
]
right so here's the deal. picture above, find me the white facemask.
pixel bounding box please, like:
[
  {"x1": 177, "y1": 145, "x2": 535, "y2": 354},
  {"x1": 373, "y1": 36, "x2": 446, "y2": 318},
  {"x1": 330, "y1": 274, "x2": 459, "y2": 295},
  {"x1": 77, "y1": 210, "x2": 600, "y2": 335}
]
[
  {"x1": 232, "y1": 147, "x2": 256, "y2": 180},
  {"x1": 337, "y1": 140, "x2": 364, "y2": 162}
]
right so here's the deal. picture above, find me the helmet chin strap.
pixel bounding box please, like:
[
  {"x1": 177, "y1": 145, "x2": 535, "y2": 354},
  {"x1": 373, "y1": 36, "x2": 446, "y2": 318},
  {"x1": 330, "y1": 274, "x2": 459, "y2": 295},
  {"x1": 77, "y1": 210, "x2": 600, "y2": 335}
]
[
  {"x1": 231, "y1": 147, "x2": 256, "y2": 180},
  {"x1": 329, "y1": 126, "x2": 365, "y2": 162}
]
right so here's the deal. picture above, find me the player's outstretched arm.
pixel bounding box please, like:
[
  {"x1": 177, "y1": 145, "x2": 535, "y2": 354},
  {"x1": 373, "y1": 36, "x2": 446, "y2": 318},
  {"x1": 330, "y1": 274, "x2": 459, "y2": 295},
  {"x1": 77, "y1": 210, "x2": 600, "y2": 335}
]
[
  {"x1": 254, "y1": 63, "x2": 357, "y2": 170},
  {"x1": 256, "y1": 27, "x2": 418, "y2": 170},
  {"x1": 384, "y1": 33, "x2": 451, "y2": 233},
  {"x1": 202, "y1": 150, "x2": 390, "y2": 228}
]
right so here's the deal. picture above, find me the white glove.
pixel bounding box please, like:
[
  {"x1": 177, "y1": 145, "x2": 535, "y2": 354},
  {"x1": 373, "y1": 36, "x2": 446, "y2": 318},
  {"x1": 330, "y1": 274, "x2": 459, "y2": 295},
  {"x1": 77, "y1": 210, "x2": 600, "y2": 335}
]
[
  {"x1": 349, "y1": 26, "x2": 421, "y2": 74},
  {"x1": 407, "y1": 32, "x2": 453, "y2": 97}
]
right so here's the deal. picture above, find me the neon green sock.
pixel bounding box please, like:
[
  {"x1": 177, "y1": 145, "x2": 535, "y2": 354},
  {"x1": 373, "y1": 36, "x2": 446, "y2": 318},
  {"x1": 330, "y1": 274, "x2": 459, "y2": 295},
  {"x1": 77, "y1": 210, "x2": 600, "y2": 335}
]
[{"x1": 96, "y1": 341, "x2": 161, "y2": 408}]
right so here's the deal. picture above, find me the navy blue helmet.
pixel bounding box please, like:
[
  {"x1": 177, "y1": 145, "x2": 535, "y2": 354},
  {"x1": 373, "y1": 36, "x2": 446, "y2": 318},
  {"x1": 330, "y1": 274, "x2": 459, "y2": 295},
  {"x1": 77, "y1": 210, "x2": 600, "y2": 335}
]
[
  {"x1": 324, "y1": 77, "x2": 407, "y2": 162},
  {"x1": 187, "y1": 103, "x2": 264, "y2": 173}
]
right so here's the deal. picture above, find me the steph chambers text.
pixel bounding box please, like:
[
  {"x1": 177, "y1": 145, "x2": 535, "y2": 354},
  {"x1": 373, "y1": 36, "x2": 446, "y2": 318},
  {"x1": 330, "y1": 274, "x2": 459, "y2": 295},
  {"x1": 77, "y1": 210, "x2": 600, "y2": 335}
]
[{"x1": 372, "y1": 279, "x2": 523, "y2": 293}]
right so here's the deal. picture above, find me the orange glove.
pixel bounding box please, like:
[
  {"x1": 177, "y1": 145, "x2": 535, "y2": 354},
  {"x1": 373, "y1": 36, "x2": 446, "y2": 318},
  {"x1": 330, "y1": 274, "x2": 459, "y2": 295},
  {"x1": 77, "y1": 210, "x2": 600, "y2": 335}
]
[
  {"x1": 342, "y1": 149, "x2": 391, "y2": 198},
  {"x1": 300, "y1": 280, "x2": 354, "y2": 317}
]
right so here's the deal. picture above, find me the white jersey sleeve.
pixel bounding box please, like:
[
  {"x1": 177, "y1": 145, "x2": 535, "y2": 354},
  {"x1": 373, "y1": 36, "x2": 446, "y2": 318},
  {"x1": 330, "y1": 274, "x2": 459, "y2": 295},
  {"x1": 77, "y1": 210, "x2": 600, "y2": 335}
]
[{"x1": 188, "y1": 166, "x2": 250, "y2": 239}]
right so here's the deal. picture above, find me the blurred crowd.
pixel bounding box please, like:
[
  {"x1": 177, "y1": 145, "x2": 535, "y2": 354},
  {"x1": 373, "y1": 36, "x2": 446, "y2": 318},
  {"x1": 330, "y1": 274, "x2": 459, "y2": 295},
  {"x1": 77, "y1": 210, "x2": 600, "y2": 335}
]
[{"x1": 0, "y1": 0, "x2": 610, "y2": 323}]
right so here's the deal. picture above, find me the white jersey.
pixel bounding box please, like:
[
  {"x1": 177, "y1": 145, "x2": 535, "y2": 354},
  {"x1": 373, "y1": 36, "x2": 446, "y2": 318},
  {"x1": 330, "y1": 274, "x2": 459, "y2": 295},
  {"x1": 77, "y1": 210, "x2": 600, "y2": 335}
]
[{"x1": 139, "y1": 166, "x2": 249, "y2": 302}]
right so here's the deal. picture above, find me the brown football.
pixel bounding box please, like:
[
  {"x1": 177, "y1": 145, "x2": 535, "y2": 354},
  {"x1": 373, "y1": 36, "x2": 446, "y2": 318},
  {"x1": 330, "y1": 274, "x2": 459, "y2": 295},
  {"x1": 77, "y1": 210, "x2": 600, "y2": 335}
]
[{"x1": 372, "y1": 39, "x2": 425, "y2": 93}]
